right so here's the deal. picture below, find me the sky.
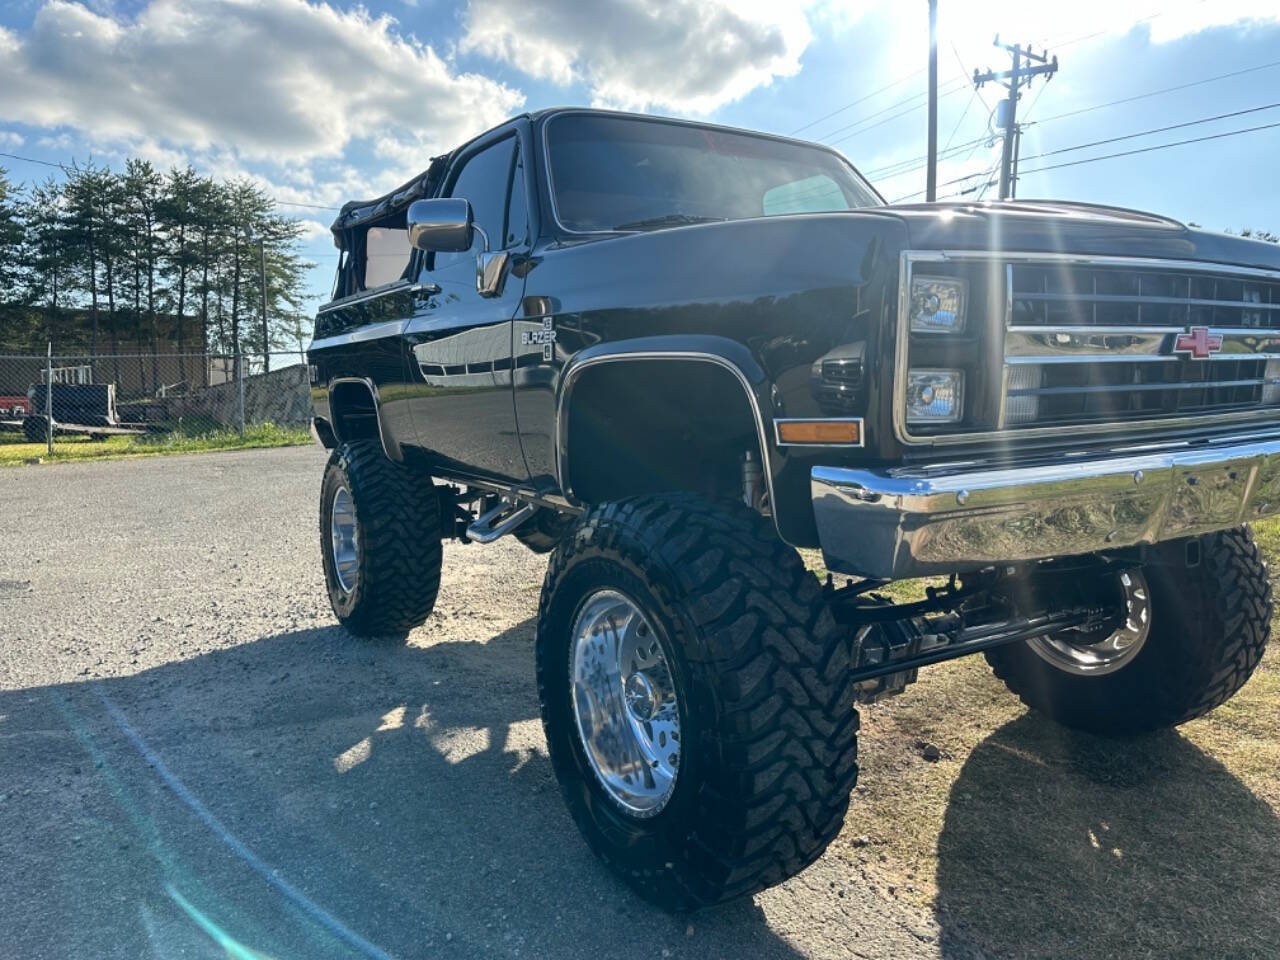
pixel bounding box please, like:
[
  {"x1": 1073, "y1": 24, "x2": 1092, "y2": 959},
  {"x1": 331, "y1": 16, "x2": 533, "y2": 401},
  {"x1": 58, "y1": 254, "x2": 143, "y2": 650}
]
[{"x1": 0, "y1": 0, "x2": 1278, "y2": 310}]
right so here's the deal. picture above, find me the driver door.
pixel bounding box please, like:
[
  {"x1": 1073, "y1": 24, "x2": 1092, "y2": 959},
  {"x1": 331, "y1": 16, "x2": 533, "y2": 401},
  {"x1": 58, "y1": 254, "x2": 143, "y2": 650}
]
[{"x1": 402, "y1": 126, "x2": 531, "y2": 483}]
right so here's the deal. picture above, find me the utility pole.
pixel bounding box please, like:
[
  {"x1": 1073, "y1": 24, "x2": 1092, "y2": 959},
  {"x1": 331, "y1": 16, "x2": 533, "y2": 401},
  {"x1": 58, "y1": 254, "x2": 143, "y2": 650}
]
[
  {"x1": 257, "y1": 237, "x2": 269, "y2": 374},
  {"x1": 926, "y1": 0, "x2": 938, "y2": 201},
  {"x1": 1011, "y1": 124, "x2": 1024, "y2": 197},
  {"x1": 974, "y1": 36, "x2": 1057, "y2": 199}
]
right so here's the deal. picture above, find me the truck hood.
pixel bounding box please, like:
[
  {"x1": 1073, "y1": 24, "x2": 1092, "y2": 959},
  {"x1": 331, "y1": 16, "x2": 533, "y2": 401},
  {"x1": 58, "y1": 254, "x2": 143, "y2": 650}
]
[{"x1": 877, "y1": 199, "x2": 1280, "y2": 273}]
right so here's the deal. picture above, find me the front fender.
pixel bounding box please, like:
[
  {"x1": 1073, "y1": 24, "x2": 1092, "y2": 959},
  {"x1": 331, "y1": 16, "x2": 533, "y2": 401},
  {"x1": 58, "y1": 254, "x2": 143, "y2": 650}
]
[{"x1": 554, "y1": 334, "x2": 805, "y2": 541}]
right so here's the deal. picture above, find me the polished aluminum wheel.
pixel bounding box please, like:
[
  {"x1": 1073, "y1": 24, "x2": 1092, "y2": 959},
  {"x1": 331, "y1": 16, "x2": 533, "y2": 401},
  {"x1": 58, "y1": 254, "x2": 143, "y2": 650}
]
[
  {"x1": 1028, "y1": 570, "x2": 1151, "y2": 676},
  {"x1": 330, "y1": 485, "x2": 359, "y2": 593},
  {"x1": 570, "y1": 590, "x2": 681, "y2": 817}
]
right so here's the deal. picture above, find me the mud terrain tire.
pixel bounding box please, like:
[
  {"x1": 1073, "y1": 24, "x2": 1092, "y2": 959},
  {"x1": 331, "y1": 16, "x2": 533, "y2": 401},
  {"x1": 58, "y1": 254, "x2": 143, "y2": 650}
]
[
  {"x1": 986, "y1": 526, "x2": 1271, "y2": 735},
  {"x1": 320, "y1": 440, "x2": 442, "y2": 638},
  {"x1": 536, "y1": 494, "x2": 859, "y2": 910}
]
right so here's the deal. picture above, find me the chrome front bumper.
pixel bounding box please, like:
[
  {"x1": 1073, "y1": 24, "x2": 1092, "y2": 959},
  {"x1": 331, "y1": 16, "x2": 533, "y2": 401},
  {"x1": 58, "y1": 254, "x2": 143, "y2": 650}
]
[{"x1": 812, "y1": 437, "x2": 1280, "y2": 580}]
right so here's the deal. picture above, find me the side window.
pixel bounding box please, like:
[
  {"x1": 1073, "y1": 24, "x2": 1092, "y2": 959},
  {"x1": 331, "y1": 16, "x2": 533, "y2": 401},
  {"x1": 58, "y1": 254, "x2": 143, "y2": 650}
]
[
  {"x1": 435, "y1": 136, "x2": 517, "y2": 270},
  {"x1": 363, "y1": 227, "x2": 410, "y2": 288}
]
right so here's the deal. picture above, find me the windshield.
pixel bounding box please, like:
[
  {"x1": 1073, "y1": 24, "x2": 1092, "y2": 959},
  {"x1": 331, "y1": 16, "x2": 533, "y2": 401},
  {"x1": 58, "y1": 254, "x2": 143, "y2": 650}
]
[{"x1": 545, "y1": 114, "x2": 881, "y2": 233}]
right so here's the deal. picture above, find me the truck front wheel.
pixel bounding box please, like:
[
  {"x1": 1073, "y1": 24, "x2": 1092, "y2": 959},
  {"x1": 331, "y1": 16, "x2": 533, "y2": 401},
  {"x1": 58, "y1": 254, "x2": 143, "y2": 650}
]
[
  {"x1": 536, "y1": 494, "x2": 859, "y2": 910},
  {"x1": 319, "y1": 440, "x2": 443, "y2": 638},
  {"x1": 986, "y1": 526, "x2": 1271, "y2": 735}
]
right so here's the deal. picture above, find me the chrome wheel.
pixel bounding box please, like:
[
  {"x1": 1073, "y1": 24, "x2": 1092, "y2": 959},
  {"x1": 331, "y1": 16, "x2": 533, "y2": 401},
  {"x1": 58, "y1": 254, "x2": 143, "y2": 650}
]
[
  {"x1": 330, "y1": 485, "x2": 359, "y2": 593},
  {"x1": 1028, "y1": 570, "x2": 1151, "y2": 676},
  {"x1": 570, "y1": 590, "x2": 681, "y2": 817}
]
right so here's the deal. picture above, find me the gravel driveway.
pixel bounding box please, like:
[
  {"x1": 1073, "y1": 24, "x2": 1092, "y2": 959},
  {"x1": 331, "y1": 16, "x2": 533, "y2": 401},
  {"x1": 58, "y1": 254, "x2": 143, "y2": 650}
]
[{"x1": 0, "y1": 447, "x2": 945, "y2": 960}]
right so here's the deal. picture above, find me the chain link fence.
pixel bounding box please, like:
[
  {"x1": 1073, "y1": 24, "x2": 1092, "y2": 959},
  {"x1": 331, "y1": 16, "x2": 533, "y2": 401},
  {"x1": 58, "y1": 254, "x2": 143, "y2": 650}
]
[{"x1": 0, "y1": 350, "x2": 313, "y2": 461}]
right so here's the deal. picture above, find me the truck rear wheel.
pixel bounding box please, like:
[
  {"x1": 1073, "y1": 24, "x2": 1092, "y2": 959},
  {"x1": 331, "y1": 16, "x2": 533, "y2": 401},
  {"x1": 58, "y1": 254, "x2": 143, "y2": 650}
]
[
  {"x1": 319, "y1": 440, "x2": 443, "y2": 638},
  {"x1": 536, "y1": 494, "x2": 858, "y2": 910},
  {"x1": 986, "y1": 526, "x2": 1271, "y2": 735}
]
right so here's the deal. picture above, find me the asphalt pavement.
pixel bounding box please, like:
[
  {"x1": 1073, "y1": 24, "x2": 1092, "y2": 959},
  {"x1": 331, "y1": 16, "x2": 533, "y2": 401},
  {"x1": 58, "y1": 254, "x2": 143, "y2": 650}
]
[{"x1": 0, "y1": 447, "x2": 948, "y2": 960}]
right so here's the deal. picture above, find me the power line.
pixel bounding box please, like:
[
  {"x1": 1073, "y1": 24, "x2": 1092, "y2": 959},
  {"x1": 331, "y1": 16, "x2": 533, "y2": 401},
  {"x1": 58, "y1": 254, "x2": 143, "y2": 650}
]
[
  {"x1": 893, "y1": 164, "x2": 996, "y2": 203},
  {"x1": 789, "y1": 69, "x2": 926, "y2": 135},
  {"x1": 866, "y1": 53, "x2": 1280, "y2": 186},
  {"x1": 863, "y1": 133, "x2": 990, "y2": 179},
  {"x1": 895, "y1": 117, "x2": 1280, "y2": 201},
  {"x1": 0, "y1": 150, "x2": 341, "y2": 211},
  {"x1": 1017, "y1": 100, "x2": 1280, "y2": 164},
  {"x1": 1015, "y1": 119, "x2": 1280, "y2": 177},
  {"x1": 1033, "y1": 57, "x2": 1280, "y2": 125},
  {"x1": 824, "y1": 81, "x2": 968, "y2": 147},
  {"x1": 1037, "y1": 1, "x2": 1208, "y2": 52},
  {"x1": 942, "y1": 88, "x2": 980, "y2": 154},
  {"x1": 790, "y1": 3, "x2": 1193, "y2": 145},
  {"x1": 973, "y1": 38, "x2": 1059, "y2": 199},
  {"x1": 814, "y1": 77, "x2": 968, "y2": 143}
]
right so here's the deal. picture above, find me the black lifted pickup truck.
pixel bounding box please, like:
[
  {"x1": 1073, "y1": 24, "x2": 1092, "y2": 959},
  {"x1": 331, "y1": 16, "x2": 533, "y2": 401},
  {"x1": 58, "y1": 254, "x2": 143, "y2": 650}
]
[{"x1": 308, "y1": 108, "x2": 1277, "y2": 909}]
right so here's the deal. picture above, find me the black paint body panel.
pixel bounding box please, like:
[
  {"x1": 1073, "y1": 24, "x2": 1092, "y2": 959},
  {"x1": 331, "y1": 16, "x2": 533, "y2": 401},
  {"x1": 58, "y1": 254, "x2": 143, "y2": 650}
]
[{"x1": 308, "y1": 108, "x2": 1280, "y2": 550}]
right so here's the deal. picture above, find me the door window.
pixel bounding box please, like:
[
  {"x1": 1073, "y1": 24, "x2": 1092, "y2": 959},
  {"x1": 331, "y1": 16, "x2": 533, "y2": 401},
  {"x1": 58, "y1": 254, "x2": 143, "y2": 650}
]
[
  {"x1": 435, "y1": 136, "x2": 518, "y2": 270},
  {"x1": 504, "y1": 144, "x2": 529, "y2": 249}
]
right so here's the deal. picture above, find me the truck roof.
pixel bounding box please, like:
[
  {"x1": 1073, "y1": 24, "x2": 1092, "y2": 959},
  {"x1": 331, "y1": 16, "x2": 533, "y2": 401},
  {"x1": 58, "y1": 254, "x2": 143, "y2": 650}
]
[{"x1": 329, "y1": 107, "x2": 861, "y2": 240}]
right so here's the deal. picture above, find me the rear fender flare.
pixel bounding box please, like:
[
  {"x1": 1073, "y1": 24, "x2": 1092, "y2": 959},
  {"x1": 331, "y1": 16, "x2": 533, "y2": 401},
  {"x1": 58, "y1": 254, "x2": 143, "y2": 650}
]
[{"x1": 327, "y1": 376, "x2": 404, "y2": 462}]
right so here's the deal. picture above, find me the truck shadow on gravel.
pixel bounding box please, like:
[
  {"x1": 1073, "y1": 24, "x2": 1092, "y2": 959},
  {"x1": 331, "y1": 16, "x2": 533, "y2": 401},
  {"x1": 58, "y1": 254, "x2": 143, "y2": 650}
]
[
  {"x1": 1, "y1": 620, "x2": 808, "y2": 960},
  {"x1": 933, "y1": 713, "x2": 1280, "y2": 959}
]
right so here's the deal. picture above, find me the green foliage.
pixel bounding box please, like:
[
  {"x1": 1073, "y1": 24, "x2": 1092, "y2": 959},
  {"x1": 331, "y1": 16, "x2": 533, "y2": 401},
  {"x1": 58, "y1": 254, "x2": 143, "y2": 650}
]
[
  {"x1": 1240, "y1": 228, "x2": 1280, "y2": 244},
  {"x1": 0, "y1": 161, "x2": 315, "y2": 356},
  {"x1": 0, "y1": 420, "x2": 311, "y2": 466}
]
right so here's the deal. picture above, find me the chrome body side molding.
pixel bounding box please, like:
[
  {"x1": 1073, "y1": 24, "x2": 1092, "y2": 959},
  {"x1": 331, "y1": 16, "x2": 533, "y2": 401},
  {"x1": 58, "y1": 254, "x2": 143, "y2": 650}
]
[
  {"x1": 812, "y1": 434, "x2": 1280, "y2": 579},
  {"x1": 316, "y1": 280, "x2": 440, "y2": 315}
]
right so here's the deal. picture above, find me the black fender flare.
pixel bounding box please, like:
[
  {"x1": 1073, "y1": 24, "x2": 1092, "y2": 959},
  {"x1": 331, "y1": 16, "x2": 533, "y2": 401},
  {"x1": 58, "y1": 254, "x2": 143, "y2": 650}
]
[
  {"x1": 554, "y1": 334, "x2": 785, "y2": 537},
  {"x1": 326, "y1": 376, "x2": 404, "y2": 462}
]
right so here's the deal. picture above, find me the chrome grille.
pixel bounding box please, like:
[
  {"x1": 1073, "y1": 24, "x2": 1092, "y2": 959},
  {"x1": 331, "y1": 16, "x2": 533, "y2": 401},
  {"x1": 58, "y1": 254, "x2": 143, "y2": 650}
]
[
  {"x1": 1005, "y1": 261, "x2": 1280, "y2": 432},
  {"x1": 894, "y1": 252, "x2": 1280, "y2": 446},
  {"x1": 1014, "y1": 357, "x2": 1268, "y2": 427},
  {"x1": 1010, "y1": 262, "x2": 1280, "y2": 329}
]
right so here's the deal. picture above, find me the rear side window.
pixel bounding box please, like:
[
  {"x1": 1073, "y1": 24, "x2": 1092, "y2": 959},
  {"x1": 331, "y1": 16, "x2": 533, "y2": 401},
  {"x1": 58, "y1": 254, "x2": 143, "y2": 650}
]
[
  {"x1": 363, "y1": 227, "x2": 410, "y2": 288},
  {"x1": 436, "y1": 136, "x2": 517, "y2": 269}
]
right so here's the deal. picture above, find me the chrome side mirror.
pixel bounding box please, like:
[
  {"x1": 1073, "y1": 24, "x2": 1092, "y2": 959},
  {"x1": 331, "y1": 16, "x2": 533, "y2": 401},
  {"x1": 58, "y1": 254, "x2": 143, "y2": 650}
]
[{"x1": 407, "y1": 198, "x2": 473, "y2": 252}]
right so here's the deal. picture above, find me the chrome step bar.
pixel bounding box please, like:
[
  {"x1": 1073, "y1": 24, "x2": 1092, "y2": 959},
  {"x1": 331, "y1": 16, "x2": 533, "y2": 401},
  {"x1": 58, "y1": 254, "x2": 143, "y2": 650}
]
[{"x1": 466, "y1": 498, "x2": 536, "y2": 544}]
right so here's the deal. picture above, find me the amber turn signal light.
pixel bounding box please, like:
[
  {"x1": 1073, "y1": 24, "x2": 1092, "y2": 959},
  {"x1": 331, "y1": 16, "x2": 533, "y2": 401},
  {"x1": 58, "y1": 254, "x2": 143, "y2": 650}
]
[{"x1": 774, "y1": 419, "x2": 863, "y2": 446}]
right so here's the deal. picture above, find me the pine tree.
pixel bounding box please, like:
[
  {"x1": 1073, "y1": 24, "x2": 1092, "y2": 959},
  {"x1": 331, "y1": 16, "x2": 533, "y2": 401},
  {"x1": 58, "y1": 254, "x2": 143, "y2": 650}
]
[{"x1": 159, "y1": 166, "x2": 204, "y2": 384}]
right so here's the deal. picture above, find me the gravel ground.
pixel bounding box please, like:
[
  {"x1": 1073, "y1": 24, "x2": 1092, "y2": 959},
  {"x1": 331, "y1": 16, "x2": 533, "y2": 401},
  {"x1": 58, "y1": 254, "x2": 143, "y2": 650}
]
[{"x1": 0, "y1": 447, "x2": 947, "y2": 960}]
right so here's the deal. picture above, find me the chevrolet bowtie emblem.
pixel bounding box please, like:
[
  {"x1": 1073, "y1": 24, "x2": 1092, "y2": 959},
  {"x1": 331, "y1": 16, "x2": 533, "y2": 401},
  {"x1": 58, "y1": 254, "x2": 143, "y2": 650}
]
[{"x1": 1173, "y1": 326, "x2": 1223, "y2": 360}]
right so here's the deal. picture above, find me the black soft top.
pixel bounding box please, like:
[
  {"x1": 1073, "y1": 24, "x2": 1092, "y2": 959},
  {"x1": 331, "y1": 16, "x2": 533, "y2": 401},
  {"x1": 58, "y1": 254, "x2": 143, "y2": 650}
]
[
  {"x1": 329, "y1": 154, "x2": 450, "y2": 243},
  {"x1": 327, "y1": 110, "x2": 563, "y2": 244}
]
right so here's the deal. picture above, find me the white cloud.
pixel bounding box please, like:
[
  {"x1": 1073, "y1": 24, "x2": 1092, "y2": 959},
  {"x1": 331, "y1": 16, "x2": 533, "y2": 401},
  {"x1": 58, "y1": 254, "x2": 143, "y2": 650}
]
[
  {"x1": 0, "y1": 131, "x2": 23, "y2": 149},
  {"x1": 0, "y1": 0, "x2": 525, "y2": 166},
  {"x1": 934, "y1": 1, "x2": 1280, "y2": 70},
  {"x1": 460, "y1": 0, "x2": 824, "y2": 114},
  {"x1": 458, "y1": 0, "x2": 1279, "y2": 117},
  {"x1": 295, "y1": 218, "x2": 335, "y2": 243}
]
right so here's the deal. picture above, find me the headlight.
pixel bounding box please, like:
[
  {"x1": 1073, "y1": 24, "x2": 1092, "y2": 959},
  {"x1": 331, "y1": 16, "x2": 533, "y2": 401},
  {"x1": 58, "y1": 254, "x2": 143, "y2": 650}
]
[
  {"x1": 910, "y1": 276, "x2": 967, "y2": 334},
  {"x1": 906, "y1": 369, "x2": 964, "y2": 423},
  {"x1": 1264, "y1": 359, "x2": 1280, "y2": 405},
  {"x1": 1004, "y1": 364, "x2": 1042, "y2": 425}
]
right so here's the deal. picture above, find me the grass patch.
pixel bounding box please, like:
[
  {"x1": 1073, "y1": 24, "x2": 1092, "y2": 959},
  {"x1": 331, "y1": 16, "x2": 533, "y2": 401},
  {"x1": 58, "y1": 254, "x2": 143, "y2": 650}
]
[
  {"x1": 0, "y1": 421, "x2": 311, "y2": 466},
  {"x1": 823, "y1": 519, "x2": 1280, "y2": 959}
]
